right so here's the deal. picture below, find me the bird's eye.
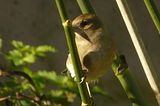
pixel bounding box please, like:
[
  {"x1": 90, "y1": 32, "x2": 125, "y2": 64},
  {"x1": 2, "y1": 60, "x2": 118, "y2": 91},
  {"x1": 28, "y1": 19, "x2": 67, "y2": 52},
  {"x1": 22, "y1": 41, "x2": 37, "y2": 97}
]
[{"x1": 80, "y1": 20, "x2": 88, "y2": 28}]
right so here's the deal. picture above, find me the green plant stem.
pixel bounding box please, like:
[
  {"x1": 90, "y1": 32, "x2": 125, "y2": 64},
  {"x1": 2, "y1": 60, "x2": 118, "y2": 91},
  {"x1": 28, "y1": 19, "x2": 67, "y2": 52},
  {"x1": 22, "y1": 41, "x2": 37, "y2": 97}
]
[
  {"x1": 112, "y1": 55, "x2": 146, "y2": 106},
  {"x1": 116, "y1": 0, "x2": 160, "y2": 105},
  {"x1": 55, "y1": 0, "x2": 92, "y2": 105},
  {"x1": 76, "y1": 0, "x2": 148, "y2": 105},
  {"x1": 76, "y1": 0, "x2": 94, "y2": 14},
  {"x1": 144, "y1": 0, "x2": 160, "y2": 34}
]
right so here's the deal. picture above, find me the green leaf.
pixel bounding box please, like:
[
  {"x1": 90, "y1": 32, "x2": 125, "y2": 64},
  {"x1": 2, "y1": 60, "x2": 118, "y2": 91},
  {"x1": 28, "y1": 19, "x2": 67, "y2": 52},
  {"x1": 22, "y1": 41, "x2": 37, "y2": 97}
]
[
  {"x1": 36, "y1": 45, "x2": 56, "y2": 56},
  {"x1": 7, "y1": 40, "x2": 56, "y2": 66},
  {"x1": 21, "y1": 81, "x2": 33, "y2": 92},
  {"x1": 32, "y1": 75, "x2": 45, "y2": 95},
  {"x1": 35, "y1": 71, "x2": 76, "y2": 91},
  {"x1": 12, "y1": 40, "x2": 24, "y2": 48},
  {"x1": 36, "y1": 45, "x2": 56, "y2": 52},
  {"x1": 19, "y1": 100, "x2": 32, "y2": 106},
  {"x1": 22, "y1": 53, "x2": 36, "y2": 64},
  {"x1": 7, "y1": 50, "x2": 23, "y2": 66},
  {"x1": 23, "y1": 67, "x2": 33, "y2": 77},
  {"x1": 0, "y1": 79, "x2": 21, "y2": 96},
  {"x1": 46, "y1": 90, "x2": 72, "y2": 105}
]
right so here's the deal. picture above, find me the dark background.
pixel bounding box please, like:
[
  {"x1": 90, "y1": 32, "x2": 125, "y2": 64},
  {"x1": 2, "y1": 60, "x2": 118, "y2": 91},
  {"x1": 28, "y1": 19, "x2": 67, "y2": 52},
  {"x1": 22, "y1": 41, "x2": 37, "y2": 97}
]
[{"x1": 0, "y1": 0, "x2": 160, "y2": 105}]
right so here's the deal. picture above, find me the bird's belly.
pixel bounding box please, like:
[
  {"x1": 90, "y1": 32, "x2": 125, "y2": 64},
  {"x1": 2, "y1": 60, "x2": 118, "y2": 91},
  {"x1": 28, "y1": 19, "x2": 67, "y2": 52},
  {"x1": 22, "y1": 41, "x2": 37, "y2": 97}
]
[
  {"x1": 85, "y1": 41, "x2": 115, "y2": 81},
  {"x1": 75, "y1": 32, "x2": 92, "y2": 60}
]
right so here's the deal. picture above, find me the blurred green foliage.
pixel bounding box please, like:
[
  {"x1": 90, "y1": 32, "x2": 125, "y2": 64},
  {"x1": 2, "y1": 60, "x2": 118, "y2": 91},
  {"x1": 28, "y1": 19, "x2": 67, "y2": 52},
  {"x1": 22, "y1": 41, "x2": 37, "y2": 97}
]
[
  {"x1": 0, "y1": 38, "x2": 113, "y2": 106},
  {"x1": 7, "y1": 40, "x2": 56, "y2": 66}
]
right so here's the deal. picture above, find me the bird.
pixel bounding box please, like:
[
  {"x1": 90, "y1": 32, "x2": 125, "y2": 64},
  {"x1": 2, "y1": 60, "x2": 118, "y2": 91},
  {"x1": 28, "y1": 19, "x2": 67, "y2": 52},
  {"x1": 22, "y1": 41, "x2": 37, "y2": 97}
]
[{"x1": 66, "y1": 14, "x2": 116, "y2": 82}]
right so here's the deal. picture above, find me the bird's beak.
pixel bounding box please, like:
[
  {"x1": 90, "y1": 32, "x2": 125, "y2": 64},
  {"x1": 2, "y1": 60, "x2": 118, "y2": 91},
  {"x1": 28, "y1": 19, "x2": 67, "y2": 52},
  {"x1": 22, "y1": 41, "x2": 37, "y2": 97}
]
[{"x1": 72, "y1": 27, "x2": 91, "y2": 42}]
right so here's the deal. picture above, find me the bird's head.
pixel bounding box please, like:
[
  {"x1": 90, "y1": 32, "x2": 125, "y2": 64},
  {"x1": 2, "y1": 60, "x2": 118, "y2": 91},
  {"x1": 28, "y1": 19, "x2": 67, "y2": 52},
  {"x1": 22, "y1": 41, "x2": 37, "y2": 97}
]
[{"x1": 72, "y1": 14, "x2": 101, "y2": 31}]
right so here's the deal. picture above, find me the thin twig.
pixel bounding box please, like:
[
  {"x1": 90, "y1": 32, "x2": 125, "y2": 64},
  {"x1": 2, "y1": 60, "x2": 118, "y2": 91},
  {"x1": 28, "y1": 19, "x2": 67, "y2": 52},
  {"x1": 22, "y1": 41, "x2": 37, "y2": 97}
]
[{"x1": 0, "y1": 93, "x2": 40, "y2": 105}]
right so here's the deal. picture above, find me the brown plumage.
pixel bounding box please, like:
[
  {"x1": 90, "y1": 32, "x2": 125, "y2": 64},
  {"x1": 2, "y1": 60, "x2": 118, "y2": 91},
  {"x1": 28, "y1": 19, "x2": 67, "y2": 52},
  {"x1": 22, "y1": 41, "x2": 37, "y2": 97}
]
[{"x1": 66, "y1": 14, "x2": 115, "y2": 81}]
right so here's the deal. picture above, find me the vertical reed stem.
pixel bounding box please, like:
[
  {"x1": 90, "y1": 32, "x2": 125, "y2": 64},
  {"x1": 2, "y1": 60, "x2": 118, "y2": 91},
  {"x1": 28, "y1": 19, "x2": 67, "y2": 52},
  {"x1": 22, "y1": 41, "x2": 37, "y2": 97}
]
[
  {"x1": 116, "y1": 0, "x2": 160, "y2": 105},
  {"x1": 55, "y1": 0, "x2": 93, "y2": 105}
]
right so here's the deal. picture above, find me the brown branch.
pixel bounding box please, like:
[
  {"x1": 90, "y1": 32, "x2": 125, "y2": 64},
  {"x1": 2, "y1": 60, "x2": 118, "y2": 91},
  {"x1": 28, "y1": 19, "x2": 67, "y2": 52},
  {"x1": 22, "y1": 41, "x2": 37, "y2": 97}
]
[
  {"x1": 0, "y1": 93, "x2": 40, "y2": 105},
  {"x1": 0, "y1": 70, "x2": 54, "y2": 105},
  {"x1": 0, "y1": 93, "x2": 53, "y2": 106}
]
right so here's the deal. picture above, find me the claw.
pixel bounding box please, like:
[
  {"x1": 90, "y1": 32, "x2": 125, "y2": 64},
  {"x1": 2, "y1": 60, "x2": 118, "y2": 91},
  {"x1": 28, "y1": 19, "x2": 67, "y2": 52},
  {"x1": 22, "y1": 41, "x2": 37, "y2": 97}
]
[
  {"x1": 80, "y1": 69, "x2": 88, "y2": 84},
  {"x1": 80, "y1": 75, "x2": 86, "y2": 84},
  {"x1": 73, "y1": 74, "x2": 86, "y2": 84},
  {"x1": 73, "y1": 70, "x2": 87, "y2": 84}
]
